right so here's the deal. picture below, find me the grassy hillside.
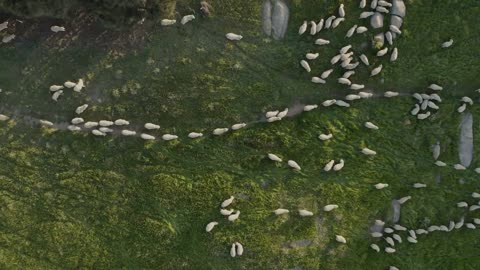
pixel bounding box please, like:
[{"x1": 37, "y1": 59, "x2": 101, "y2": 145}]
[{"x1": 0, "y1": 0, "x2": 479, "y2": 269}]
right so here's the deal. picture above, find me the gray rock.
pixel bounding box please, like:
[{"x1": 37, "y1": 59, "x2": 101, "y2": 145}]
[
  {"x1": 432, "y1": 141, "x2": 440, "y2": 160},
  {"x1": 262, "y1": 0, "x2": 272, "y2": 36},
  {"x1": 391, "y1": 0, "x2": 406, "y2": 18},
  {"x1": 287, "y1": 239, "x2": 312, "y2": 248},
  {"x1": 370, "y1": 12, "x2": 384, "y2": 29},
  {"x1": 392, "y1": 200, "x2": 401, "y2": 223},
  {"x1": 271, "y1": 0, "x2": 289, "y2": 40},
  {"x1": 459, "y1": 113, "x2": 473, "y2": 167}
]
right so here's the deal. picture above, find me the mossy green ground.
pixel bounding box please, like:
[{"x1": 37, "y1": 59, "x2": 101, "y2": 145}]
[{"x1": 0, "y1": 0, "x2": 480, "y2": 269}]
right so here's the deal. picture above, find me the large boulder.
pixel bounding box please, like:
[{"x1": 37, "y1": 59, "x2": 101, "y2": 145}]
[
  {"x1": 262, "y1": 0, "x2": 272, "y2": 36},
  {"x1": 459, "y1": 112, "x2": 473, "y2": 167},
  {"x1": 271, "y1": 0, "x2": 289, "y2": 40},
  {"x1": 391, "y1": 0, "x2": 406, "y2": 18},
  {"x1": 370, "y1": 12, "x2": 384, "y2": 28}
]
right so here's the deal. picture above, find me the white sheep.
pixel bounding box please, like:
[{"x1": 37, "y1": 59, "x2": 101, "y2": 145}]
[
  {"x1": 457, "y1": 202, "x2": 468, "y2": 208},
  {"x1": 469, "y1": 205, "x2": 480, "y2": 211},
  {"x1": 213, "y1": 128, "x2": 229, "y2": 135},
  {"x1": 114, "y1": 119, "x2": 130, "y2": 126},
  {"x1": 428, "y1": 84, "x2": 443, "y2": 91},
  {"x1": 288, "y1": 160, "x2": 301, "y2": 170},
  {"x1": 333, "y1": 159, "x2": 345, "y2": 171},
  {"x1": 188, "y1": 132, "x2": 203, "y2": 139},
  {"x1": 365, "y1": 122, "x2": 379, "y2": 130},
  {"x1": 303, "y1": 105, "x2": 318, "y2": 111},
  {"x1": 52, "y1": 90, "x2": 63, "y2": 101},
  {"x1": 360, "y1": 0, "x2": 367, "y2": 8},
  {"x1": 315, "y1": 39, "x2": 330, "y2": 46},
  {"x1": 228, "y1": 211, "x2": 240, "y2": 221},
  {"x1": 384, "y1": 236, "x2": 394, "y2": 245},
  {"x1": 73, "y1": 79, "x2": 84, "y2": 92},
  {"x1": 359, "y1": 92, "x2": 373, "y2": 98},
  {"x1": 277, "y1": 108, "x2": 288, "y2": 118},
  {"x1": 298, "y1": 21, "x2": 307, "y2": 35},
  {"x1": 67, "y1": 125, "x2": 81, "y2": 131},
  {"x1": 316, "y1": 19, "x2": 324, "y2": 33},
  {"x1": 390, "y1": 48, "x2": 398, "y2": 62},
  {"x1": 49, "y1": 85, "x2": 64, "y2": 92},
  {"x1": 472, "y1": 192, "x2": 480, "y2": 198},
  {"x1": 145, "y1": 123, "x2": 160, "y2": 130},
  {"x1": 92, "y1": 129, "x2": 106, "y2": 136},
  {"x1": 476, "y1": 168, "x2": 480, "y2": 174},
  {"x1": 350, "y1": 84, "x2": 365, "y2": 90},
  {"x1": 417, "y1": 111, "x2": 431, "y2": 120},
  {"x1": 466, "y1": 223, "x2": 476, "y2": 229},
  {"x1": 50, "y1": 25, "x2": 65, "y2": 32},
  {"x1": 324, "y1": 160, "x2": 335, "y2": 171},
  {"x1": 415, "y1": 229, "x2": 428, "y2": 235},
  {"x1": 393, "y1": 224, "x2": 407, "y2": 231},
  {"x1": 75, "y1": 104, "x2": 88, "y2": 115},
  {"x1": 377, "y1": 47, "x2": 388, "y2": 57},
  {"x1": 376, "y1": 6, "x2": 389, "y2": 13},
  {"x1": 322, "y1": 99, "x2": 336, "y2": 107},
  {"x1": 181, "y1": 15, "x2": 195, "y2": 25},
  {"x1": 371, "y1": 0, "x2": 378, "y2": 8},
  {"x1": 455, "y1": 218, "x2": 465, "y2": 229},
  {"x1": 343, "y1": 71, "x2": 355, "y2": 79},
  {"x1": 374, "y1": 183, "x2": 388, "y2": 189},
  {"x1": 441, "y1": 39, "x2": 453, "y2": 48},
  {"x1": 64, "y1": 81, "x2": 76, "y2": 88},
  {"x1": 378, "y1": 0, "x2": 392, "y2": 7},
  {"x1": 370, "y1": 65, "x2": 383, "y2": 76},
  {"x1": 321, "y1": 69, "x2": 334, "y2": 79},
  {"x1": 398, "y1": 196, "x2": 411, "y2": 204},
  {"x1": 273, "y1": 209, "x2": 289, "y2": 215},
  {"x1": 301, "y1": 60, "x2": 311, "y2": 72},
  {"x1": 331, "y1": 54, "x2": 342, "y2": 65},
  {"x1": 346, "y1": 25, "x2": 358, "y2": 38},
  {"x1": 319, "y1": 133, "x2": 333, "y2": 141},
  {"x1": 370, "y1": 244, "x2": 380, "y2": 252},
  {"x1": 267, "y1": 117, "x2": 281, "y2": 122},
  {"x1": 266, "y1": 111, "x2": 279, "y2": 118},
  {"x1": 161, "y1": 19, "x2": 176, "y2": 26},
  {"x1": 221, "y1": 196, "x2": 234, "y2": 208},
  {"x1": 385, "y1": 31, "x2": 393, "y2": 45},
  {"x1": 454, "y1": 164, "x2": 466, "y2": 170},
  {"x1": 99, "y1": 127, "x2": 113, "y2": 133},
  {"x1": 324, "y1": 15, "x2": 336, "y2": 29},
  {"x1": 335, "y1": 235, "x2": 347, "y2": 244},
  {"x1": 121, "y1": 130, "x2": 136, "y2": 136},
  {"x1": 312, "y1": 77, "x2": 326, "y2": 84},
  {"x1": 356, "y1": 26, "x2": 368, "y2": 34},
  {"x1": 0, "y1": 114, "x2": 9, "y2": 121},
  {"x1": 457, "y1": 103, "x2": 467, "y2": 113},
  {"x1": 338, "y1": 78, "x2": 352, "y2": 85},
  {"x1": 141, "y1": 133, "x2": 155, "y2": 140},
  {"x1": 235, "y1": 242, "x2": 244, "y2": 256},
  {"x1": 346, "y1": 94, "x2": 361, "y2": 101},
  {"x1": 324, "y1": 204, "x2": 338, "y2": 212},
  {"x1": 99, "y1": 120, "x2": 114, "y2": 126},
  {"x1": 384, "y1": 228, "x2": 394, "y2": 233},
  {"x1": 230, "y1": 243, "x2": 236, "y2": 257},
  {"x1": 226, "y1": 33, "x2": 243, "y2": 41},
  {"x1": 392, "y1": 234, "x2": 402, "y2": 242},
  {"x1": 231, "y1": 123, "x2": 246, "y2": 130},
  {"x1": 461, "y1": 96, "x2": 473, "y2": 105},
  {"x1": 299, "y1": 209, "x2": 313, "y2": 217},
  {"x1": 389, "y1": 25, "x2": 401, "y2": 34},
  {"x1": 306, "y1": 53, "x2": 319, "y2": 60},
  {"x1": 413, "y1": 183, "x2": 427, "y2": 188},
  {"x1": 375, "y1": 220, "x2": 385, "y2": 226},
  {"x1": 427, "y1": 101, "x2": 439, "y2": 110},
  {"x1": 310, "y1": 21, "x2": 317, "y2": 35},
  {"x1": 331, "y1": 17, "x2": 345, "y2": 29},
  {"x1": 268, "y1": 153, "x2": 282, "y2": 162},
  {"x1": 339, "y1": 3, "x2": 345, "y2": 17},
  {"x1": 435, "y1": 160, "x2": 447, "y2": 167},
  {"x1": 335, "y1": 100, "x2": 350, "y2": 107},
  {"x1": 205, "y1": 221, "x2": 218, "y2": 232},
  {"x1": 359, "y1": 11, "x2": 374, "y2": 19},
  {"x1": 421, "y1": 100, "x2": 429, "y2": 110},
  {"x1": 84, "y1": 121, "x2": 98, "y2": 128},
  {"x1": 221, "y1": 209, "x2": 234, "y2": 216},
  {"x1": 71, "y1": 117, "x2": 84, "y2": 125},
  {"x1": 362, "y1": 148, "x2": 377, "y2": 155}
]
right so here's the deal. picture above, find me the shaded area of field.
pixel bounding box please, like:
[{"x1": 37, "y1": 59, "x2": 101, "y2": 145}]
[{"x1": 0, "y1": 0, "x2": 480, "y2": 269}]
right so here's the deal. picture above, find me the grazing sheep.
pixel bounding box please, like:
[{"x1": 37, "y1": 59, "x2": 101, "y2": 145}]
[
  {"x1": 0, "y1": 114, "x2": 10, "y2": 121},
  {"x1": 392, "y1": 234, "x2": 402, "y2": 243},
  {"x1": 359, "y1": 92, "x2": 373, "y2": 98},
  {"x1": 315, "y1": 38, "x2": 330, "y2": 45},
  {"x1": 428, "y1": 84, "x2": 443, "y2": 91},
  {"x1": 454, "y1": 164, "x2": 466, "y2": 170},
  {"x1": 407, "y1": 236, "x2": 418, "y2": 243},
  {"x1": 370, "y1": 244, "x2": 380, "y2": 252},
  {"x1": 376, "y1": 6, "x2": 389, "y2": 13},
  {"x1": 397, "y1": 196, "x2": 411, "y2": 204},
  {"x1": 371, "y1": 0, "x2": 378, "y2": 8},
  {"x1": 375, "y1": 220, "x2": 385, "y2": 226},
  {"x1": 145, "y1": 123, "x2": 160, "y2": 130},
  {"x1": 412, "y1": 93, "x2": 423, "y2": 102},
  {"x1": 268, "y1": 153, "x2": 282, "y2": 162},
  {"x1": 181, "y1": 15, "x2": 195, "y2": 25},
  {"x1": 362, "y1": 148, "x2": 377, "y2": 155},
  {"x1": 71, "y1": 117, "x2": 84, "y2": 125},
  {"x1": 461, "y1": 96, "x2": 473, "y2": 105},
  {"x1": 335, "y1": 235, "x2": 347, "y2": 244},
  {"x1": 230, "y1": 243, "x2": 236, "y2": 257},
  {"x1": 374, "y1": 183, "x2": 388, "y2": 189},
  {"x1": 475, "y1": 168, "x2": 480, "y2": 174},
  {"x1": 339, "y1": 4, "x2": 345, "y2": 17},
  {"x1": 417, "y1": 111, "x2": 431, "y2": 120},
  {"x1": 161, "y1": 19, "x2": 176, "y2": 26},
  {"x1": 141, "y1": 133, "x2": 155, "y2": 140},
  {"x1": 317, "y1": 19, "x2": 324, "y2": 33},
  {"x1": 277, "y1": 108, "x2": 288, "y2": 118},
  {"x1": 267, "y1": 116, "x2": 281, "y2": 122},
  {"x1": 333, "y1": 159, "x2": 345, "y2": 171},
  {"x1": 50, "y1": 85, "x2": 64, "y2": 91},
  {"x1": 469, "y1": 205, "x2": 480, "y2": 211},
  {"x1": 322, "y1": 99, "x2": 336, "y2": 107},
  {"x1": 335, "y1": 100, "x2": 350, "y2": 107},
  {"x1": 370, "y1": 64, "x2": 383, "y2": 76},
  {"x1": 332, "y1": 17, "x2": 345, "y2": 28},
  {"x1": 371, "y1": 232, "x2": 383, "y2": 238},
  {"x1": 99, "y1": 127, "x2": 113, "y2": 133},
  {"x1": 299, "y1": 209, "x2": 313, "y2": 217},
  {"x1": 331, "y1": 54, "x2": 342, "y2": 64},
  {"x1": 338, "y1": 78, "x2": 352, "y2": 85},
  {"x1": 390, "y1": 48, "x2": 398, "y2": 62},
  {"x1": 221, "y1": 209, "x2": 234, "y2": 216},
  {"x1": 472, "y1": 192, "x2": 480, "y2": 198},
  {"x1": 344, "y1": 62, "x2": 359, "y2": 70},
  {"x1": 360, "y1": 54, "x2": 370, "y2": 66},
  {"x1": 121, "y1": 130, "x2": 136, "y2": 136},
  {"x1": 306, "y1": 53, "x2": 319, "y2": 60},
  {"x1": 304, "y1": 105, "x2": 318, "y2": 111},
  {"x1": 343, "y1": 71, "x2": 355, "y2": 78},
  {"x1": 389, "y1": 25, "x2": 401, "y2": 34},
  {"x1": 114, "y1": 119, "x2": 129, "y2": 126},
  {"x1": 213, "y1": 128, "x2": 229, "y2": 135},
  {"x1": 421, "y1": 100, "x2": 429, "y2": 110},
  {"x1": 415, "y1": 229, "x2": 428, "y2": 235},
  {"x1": 301, "y1": 60, "x2": 311, "y2": 72},
  {"x1": 435, "y1": 160, "x2": 447, "y2": 167},
  {"x1": 377, "y1": 47, "x2": 388, "y2": 57},
  {"x1": 0, "y1": 21, "x2": 8, "y2": 31},
  {"x1": 346, "y1": 25, "x2": 358, "y2": 38},
  {"x1": 288, "y1": 160, "x2": 301, "y2": 170},
  {"x1": 324, "y1": 204, "x2": 339, "y2": 212},
  {"x1": 466, "y1": 223, "x2": 476, "y2": 229},
  {"x1": 312, "y1": 77, "x2": 326, "y2": 84},
  {"x1": 428, "y1": 225, "x2": 439, "y2": 232},
  {"x1": 273, "y1": 209, "x2": 289, "y2": 215},
  {"x1": 389, "y1": 266, "x2": 399, "y2": 270},
  {"x1": 346, "y1": 94, "x2": 361, "y2": 100},
  {"x1": 231, "y1": 123, "x2": 246, "y2": 130},
  {"x1": 428, "y1": 101, "x2": 439, "y2": 110},
  {"x1": 266, "y1": 111, "x2": 279, "y2": 118},
  {"x1": 324, "y1": 160, "x2": 335, "y2": 172},
  {"x1": 84, "y1": 121, "x2": 98, "y2": 128},
  {"x1": 378, "y1": 0, "x2": 392, "y2": 7},
  {"x1": 474, "y1": 218, "x2": 480, "y2": 225},
  {"x1": 310, "y1": 21, "x2": 317, "y2": 35},
  {"x1": 356, "y1": 26, "x2": 368, "y2": 34},
  {"x1": 385, "y1": 236, "x2": 394, "y2": 245},
  {"x1": 99, "y1": 120, "x2": 114, "y2": 127},
  {"x1": 221, "y1": 196, "x2": 235, "y2": 208},
  {"x1": 206, "y1": 221, "x2": 218, "y2": 232},
  {"x1": 413, "y1": 183, "x2": 427, "y2": 188},
  {"x1": 321, "y1": 69, "x2": 334, "y2": 79},
  {"x1": 457, "y1": 202, "x2": 468, "y2": 208},
  {"x1": 50, "y1": 25, "x2": 65, "y2": 32},
  {"x1": 2, "y1": 34, "x2": 15, "y2": 43},
  {"x1": 384, "y1": 227, "x2": 394, "y2": 233},
  {"x1": 457, "y1": 103, "x2": 467, "y2": 113},
  {"x1": 325, "y1": 15, "x2": 336, "y2": 29},
  {"x1": 73, "y1": 79, "x2": 84, "y2": 92},
  {"x1": 319, "y1": 133, "x2": 333, "y2": 141},
  {"x1": 455, "y1": 218, "x2": 465, "y2": 229},
  {"x1": 92, "y1": 129, "x2": 106, "y2": 136},
  {"x1": 52, "y1": 90, "x2": 63, "y2": 101},
  {"x1": 365, "y1": 122, "x2": 379, "y2": 130},
  {"x1": 441, "y1": 39, "x2": 453, "y2": 48},
  {"x1": 385, "y1": 31, "x2": 393, "y2": 45},
  {"x1": 359, "y1": 11, "x2": 374, "y2": 19},
  {"x1": 75, "y1": 104, "x2": 88, "y2": 115},
  {"x1": 67, "y1": 125, "x2": 81, "y2": 131},
  {"x1": 228, "y1": 211, "x2": 241, "y2": 221},
  {"x1": 350, "y1": 84, "x2": 364, "y2": 90},
  {"x1": 298, "y1": 21, "x2": 307, "y2": 35},
  {"x1": 226, "y1": 33, "x2": 243, "y2": 41},
  {"x1": 64, "y1": 81, "x2": 76, "y2": 88},
  {"x1": 235, "y1": 242, "x2": 244, "y2": 256},
  {"x1": 393, "y1": 224, "x2": 407, "y2": 231}
]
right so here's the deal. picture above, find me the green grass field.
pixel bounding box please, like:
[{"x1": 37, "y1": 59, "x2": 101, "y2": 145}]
[{"x1": 1, "y1": 0, "x2": 480, "y2": 269}]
